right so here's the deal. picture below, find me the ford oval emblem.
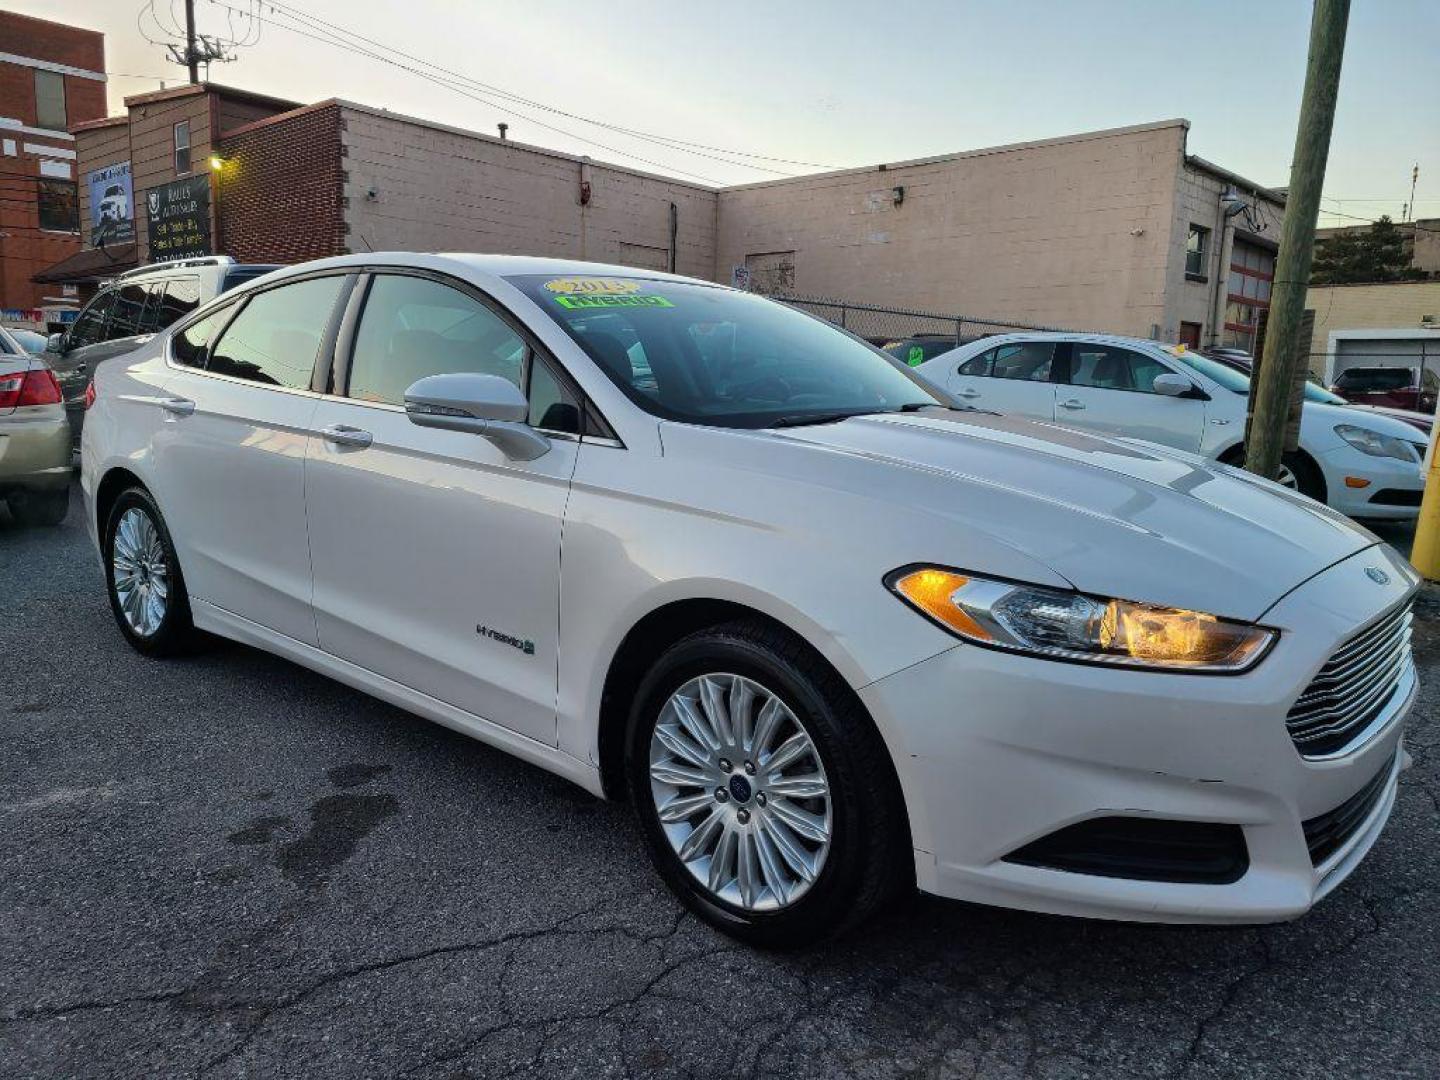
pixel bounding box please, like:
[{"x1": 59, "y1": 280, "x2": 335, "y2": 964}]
[{"x1": 1365, "y1": 566, "x2": 1390, "y2": 585}]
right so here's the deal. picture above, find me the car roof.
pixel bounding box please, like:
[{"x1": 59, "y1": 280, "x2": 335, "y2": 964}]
[
  {"x1": 234, "y1": 252, "x2": 725, "y2": 290},
  {"x1": 935, "y1": 330, "x2": 1183, "y2": 353}
]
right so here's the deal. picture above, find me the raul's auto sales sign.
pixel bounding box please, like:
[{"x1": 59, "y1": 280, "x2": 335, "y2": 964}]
[{"x1": 145, "y1": 175, "x2": 212, "y2": 262}]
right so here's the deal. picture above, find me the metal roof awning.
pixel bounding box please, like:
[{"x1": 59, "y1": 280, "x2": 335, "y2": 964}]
[{"x1": 32, "y1": 243, "x2": 138, "y2": 284}]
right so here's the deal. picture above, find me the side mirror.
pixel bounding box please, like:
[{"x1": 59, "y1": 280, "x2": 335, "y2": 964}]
[
  {"x1": 403, "y1": 372, "x2": 550, "y2": 461},
  {"x1": 1154, "y1": 373, "x2": 1200, "y2": 398},
  {"x1": 46, "y1": 332, "x2": 64, "y2": 354}
]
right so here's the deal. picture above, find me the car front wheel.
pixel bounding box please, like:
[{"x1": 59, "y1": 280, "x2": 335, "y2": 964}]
[
  {"x1": 104, "y1": 488, "x2": 199, "y2": 656},
  {"x1": 626, "y1": 620, "x2": 910, "y2": 947}
]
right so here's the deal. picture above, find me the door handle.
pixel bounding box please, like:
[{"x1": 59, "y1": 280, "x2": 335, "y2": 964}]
[
  {"x1": 159, "y1": 397, "x2": 195, "y2": 417},
  {"x1": 320, "y1": 424, "x2": 373, "y2": 449},
  {"x1": 1057, "y1": 399, "x2": 1085, "y2": 411},
  {"x1": 956, "y1": 388, "x2": 981, "y2": 399}
]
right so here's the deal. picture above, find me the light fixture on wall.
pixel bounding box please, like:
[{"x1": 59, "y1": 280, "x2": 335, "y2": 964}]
[{"x1": 208, "y1": 154, "x2": 224, "y2": 172}]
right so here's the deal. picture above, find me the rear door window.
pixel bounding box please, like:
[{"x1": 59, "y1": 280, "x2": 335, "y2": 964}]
[
  {"x1": 991, "y1": 342, "x2": 1056, "y2": 381},
  {"x1": 208, "y1": 276, "x2": 346, "y2": 389}
]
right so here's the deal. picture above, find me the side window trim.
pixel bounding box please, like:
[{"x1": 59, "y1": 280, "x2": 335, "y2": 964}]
[
  {"x1": 1051, "y1": 341, "x2": 1074, "y2": 384},
  {"x1": 311, "y1": 272, "x2": 360, "y2": 395},
  {"x1": 328, "y1": 272, "x2": 372, "y2": 397}
]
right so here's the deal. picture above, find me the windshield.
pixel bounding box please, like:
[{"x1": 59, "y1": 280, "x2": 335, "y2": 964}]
[
  {"x1": 508, "y1": 274, "x2": 943, "y2": 427},
  {"x1": 1170, "y1": 350, "x2": 1348, "y2": 405}
]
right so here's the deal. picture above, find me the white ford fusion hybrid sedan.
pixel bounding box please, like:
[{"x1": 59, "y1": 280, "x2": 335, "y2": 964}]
[{"x1": 81, "y1": 254, "x2": 1419, "y2": 946}]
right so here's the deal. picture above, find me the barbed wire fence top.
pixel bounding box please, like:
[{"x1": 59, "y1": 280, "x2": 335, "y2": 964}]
[{"x1": 771, "y1": 293, "x2": 1079, "y2": 345}]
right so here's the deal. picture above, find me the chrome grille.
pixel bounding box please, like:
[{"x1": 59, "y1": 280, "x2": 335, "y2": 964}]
[{"x1": 1287, "y1": 601, "x2": 1414, "y2": 758}]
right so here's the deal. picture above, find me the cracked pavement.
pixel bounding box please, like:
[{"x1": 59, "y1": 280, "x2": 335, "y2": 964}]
[{"x1": 3, "y1": 489, "x2": 1438, "y2": 1079}]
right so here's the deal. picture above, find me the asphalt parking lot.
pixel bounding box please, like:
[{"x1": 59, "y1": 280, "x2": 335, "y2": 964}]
[{"x1": 3, "y1": 484, "x2": 1438, "y2": 1079}]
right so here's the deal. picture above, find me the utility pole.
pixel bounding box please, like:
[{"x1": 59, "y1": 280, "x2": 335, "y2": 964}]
[
  {"x1": 1409, "y1": 165, "x2": 1420, "y2": 223},
  {"x1": 1244, "y1": 0, "x2": 1349, "y2": 483},
  {"x1": 184, "y1": 0, "x2": 199, "y2": 83}
]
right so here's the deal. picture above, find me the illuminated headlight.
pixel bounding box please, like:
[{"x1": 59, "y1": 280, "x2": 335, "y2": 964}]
[
  {"x1": 887, "y1": 568, "x2": 1275, "y2": 673},
  {"x1": 1334, "y1": 424, "x2": 1420, "y2": 462}
]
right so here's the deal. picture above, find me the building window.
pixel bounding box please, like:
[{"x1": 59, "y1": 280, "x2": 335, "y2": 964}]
[
  {"x1": 35, "y1": 70, "x2": 67, "y2": 131},
  {"x1": 1185, "y1": 224, "x2": 1209, "y2": 279},
  {"x1": 37, "y1": 179, "x2": 79, "y2": 232},
  {"x1": 174, "y1": 121, "x2": 191, "y2": 174}
]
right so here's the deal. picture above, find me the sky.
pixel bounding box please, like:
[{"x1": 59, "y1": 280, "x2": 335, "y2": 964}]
[{"x1": 22, "y1": 0, "x2": 1440, "y2": 227}]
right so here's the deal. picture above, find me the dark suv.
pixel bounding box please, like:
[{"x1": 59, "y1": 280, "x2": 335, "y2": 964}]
[
  {"x1": 46, "y1": 256, "x2": 280, "y2": 446},
  {"x1": 1329, "y1": 365, "x2": 1438, "y2": 414}
]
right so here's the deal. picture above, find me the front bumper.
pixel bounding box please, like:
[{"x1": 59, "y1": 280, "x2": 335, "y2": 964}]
[
  {"x1": 1318, "y1": 445, "x2": 1425, "y2": 520},
  {"x1": 860, "y1": 544, "x2": 1418, "y2": 923}
]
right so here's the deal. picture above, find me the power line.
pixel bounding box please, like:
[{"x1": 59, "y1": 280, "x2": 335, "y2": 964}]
[
  {"x1": 266, "y1": 0, "x2": 841, "y2": 171},
  {"x1": 204, "y1": 0, "x2": 728, "y2": 184},
  {"x1": 206, "y1": 0, "x2": 837, "y2": 183}
]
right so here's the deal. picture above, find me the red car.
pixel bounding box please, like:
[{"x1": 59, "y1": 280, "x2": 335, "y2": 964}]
[{"x1": 1329, "y1": 365, "x2": 1439, "y2": 415}]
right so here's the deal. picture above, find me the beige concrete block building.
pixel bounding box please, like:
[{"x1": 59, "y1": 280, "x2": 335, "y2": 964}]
[
  {"x1": 45, "y1": 93, "x2": 1285, "y2": 353},
  {"x1": 718, "y1": 120, "x2": 1285, "y2": 348}
]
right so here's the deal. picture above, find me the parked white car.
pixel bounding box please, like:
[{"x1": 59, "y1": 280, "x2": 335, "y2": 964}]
[
  {"x1": 82, "y1": 255, "x2": 1418, "y2": 945},
  {"x1": 915, "y1": 333, "x2": 1428, "y2": 520}
]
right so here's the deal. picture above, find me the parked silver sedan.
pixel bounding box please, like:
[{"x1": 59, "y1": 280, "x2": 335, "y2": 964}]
[{"x1": 1, "y1": 328, "x2": 71, "y2": 525}]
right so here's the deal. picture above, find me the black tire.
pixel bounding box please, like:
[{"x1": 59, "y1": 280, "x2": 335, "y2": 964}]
[
  {"x1": 1220, "y1": 447, "x2": 1327, "y2": 503},
  {"x1": 625, "y1": 620, "x2": 911, "y2": 948},
  {"x1": 103, "y1": 487, "x2": 200, "y2": 657},
  {"x1": 1281, "y1": 450, "x2": 1327, "y2": 503},
  {"x1": 8, "y1": 488, "x2": 69, "y2": 526}
]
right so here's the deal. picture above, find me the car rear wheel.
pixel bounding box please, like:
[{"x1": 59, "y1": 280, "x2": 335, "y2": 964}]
[
  {"x1": 626, "y1": 620, "x2": 910, "y2": 948},
  {"x1": 8, "y1": 488, "x2": 69, "y2": 526},
  {"x1": 104, "y1": 488, "x2": 200, "y2": 657}
]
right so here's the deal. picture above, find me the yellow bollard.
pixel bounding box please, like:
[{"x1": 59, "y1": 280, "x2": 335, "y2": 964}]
[{"x1": 1411, "y1": 439, "x2": 1440, "y2": 580}]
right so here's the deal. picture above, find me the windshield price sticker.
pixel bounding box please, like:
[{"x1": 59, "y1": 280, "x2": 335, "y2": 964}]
[
  {"x1": 543, "y1": 277, "x2": 642, "y2": 295},
  {"x1": 552, "y1": 294, "x2": 675, "y2": 309}
]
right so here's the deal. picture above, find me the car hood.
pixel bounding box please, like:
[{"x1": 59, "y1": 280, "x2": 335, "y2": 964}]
[
  {"x1": 764, "y1": 408, "x2": 1378, "y2": 623},
  {"x1": 1334, "y1": 401, "x2": 1432, "y2": 433},
  {"x1": 1303, "y1": 399, "x2": 1432, "y2": 441}
]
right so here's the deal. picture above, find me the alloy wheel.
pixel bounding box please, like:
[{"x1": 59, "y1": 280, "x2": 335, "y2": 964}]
[
  {"x1": 112, "y1": 507, "x2": 170, "y2": 637},
  {"x1": 648, "y1": 673, "x2": 832, "y2": 912}
]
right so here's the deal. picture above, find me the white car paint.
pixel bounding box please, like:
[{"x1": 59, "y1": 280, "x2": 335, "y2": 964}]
[
  {"x1": 916, "y1": 332, "x2": 1429, "y2": 520},
  {"x1": 82, "y1": 253, "x2": 1418, "y2": 929}
]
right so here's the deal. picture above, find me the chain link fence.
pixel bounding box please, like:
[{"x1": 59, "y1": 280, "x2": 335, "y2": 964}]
[{"x1": 772, "y1": 294, "x2": 1077, "y2": 347}]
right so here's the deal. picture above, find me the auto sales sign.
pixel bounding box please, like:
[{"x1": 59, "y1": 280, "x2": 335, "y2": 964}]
[
  {"x1": 145, "y1": 175, "x2": 212, "y2": 262},
  {"x1": 87, "y1": 162, "x2": 134, "y2": 246}
]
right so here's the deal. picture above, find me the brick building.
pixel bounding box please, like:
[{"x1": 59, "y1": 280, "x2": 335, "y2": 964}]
[
  {"x1": 44, "y1": 87, "x2": 1284, "y2": 349},
  {"x1": 0, "y1": 10, "x2": 106, "y2": 315}
]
